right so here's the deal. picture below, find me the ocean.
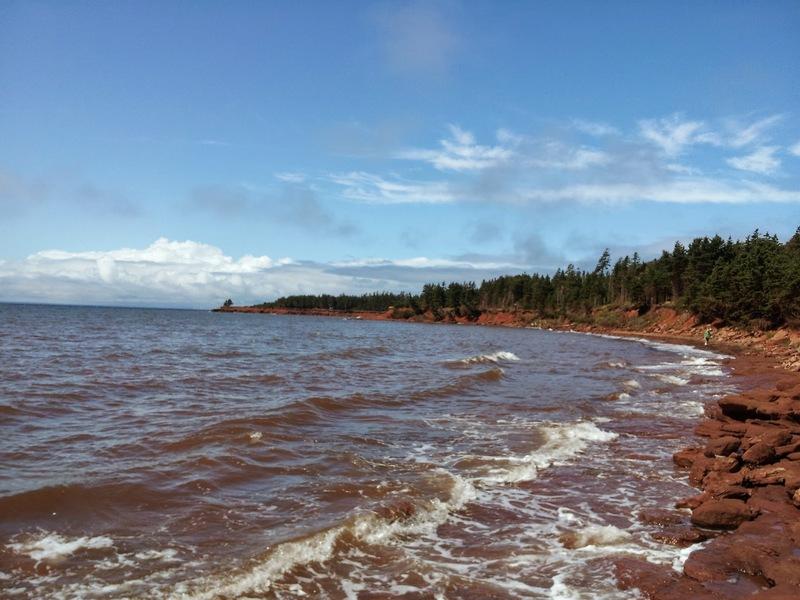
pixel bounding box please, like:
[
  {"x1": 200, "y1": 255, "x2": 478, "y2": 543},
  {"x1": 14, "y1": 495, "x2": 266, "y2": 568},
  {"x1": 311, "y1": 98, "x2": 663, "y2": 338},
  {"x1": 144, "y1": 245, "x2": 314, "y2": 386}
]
[{"x1": 0, "y1": 303, "x2": 735, "y2": 599}]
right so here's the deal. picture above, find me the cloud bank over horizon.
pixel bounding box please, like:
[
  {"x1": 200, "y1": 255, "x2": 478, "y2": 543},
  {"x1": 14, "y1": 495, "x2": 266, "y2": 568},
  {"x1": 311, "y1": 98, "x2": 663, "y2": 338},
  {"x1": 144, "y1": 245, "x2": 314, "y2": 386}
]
[{"x1": 0, "y1": 238, "x2": 532, "y2": 308}]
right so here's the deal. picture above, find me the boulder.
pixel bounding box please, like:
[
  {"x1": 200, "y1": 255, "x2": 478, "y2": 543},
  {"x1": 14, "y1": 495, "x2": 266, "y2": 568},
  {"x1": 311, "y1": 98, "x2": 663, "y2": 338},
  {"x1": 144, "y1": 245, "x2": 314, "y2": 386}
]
[
  {"x1": 742, "y1": 442, "x2": 776, "y2": 465},
  {"x1": 720, "y1": 394, "x2": 781, "y2": 420},
  {"x1": 673, "y1": 447, "x2": 702, "y2": 468},
  {"x1": 775, "y1": 439, "x2": 800, "y2": 457},
  {"x1": 704, "y1": 435, "x2": 740, "y2": 457},
  {"x1": 744, "y1": 465, "x2": 786, "y2": 486},
  {"x1": 690, "y1": 498, "x2": 756, "y2": 529}
]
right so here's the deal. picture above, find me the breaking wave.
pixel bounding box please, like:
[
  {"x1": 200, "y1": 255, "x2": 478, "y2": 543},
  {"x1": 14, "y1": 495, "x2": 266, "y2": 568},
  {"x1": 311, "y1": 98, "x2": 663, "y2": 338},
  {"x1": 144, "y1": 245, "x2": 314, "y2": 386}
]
[{"x1": 446, "y1": 350, "x2": 520, "y2": 367}]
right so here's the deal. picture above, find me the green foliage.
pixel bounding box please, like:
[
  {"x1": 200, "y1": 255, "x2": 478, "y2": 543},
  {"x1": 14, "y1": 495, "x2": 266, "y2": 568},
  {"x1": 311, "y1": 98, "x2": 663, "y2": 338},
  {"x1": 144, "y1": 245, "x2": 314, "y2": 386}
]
[{"x1": 261, "y1": 228, "x2": 800, "y2": 329}]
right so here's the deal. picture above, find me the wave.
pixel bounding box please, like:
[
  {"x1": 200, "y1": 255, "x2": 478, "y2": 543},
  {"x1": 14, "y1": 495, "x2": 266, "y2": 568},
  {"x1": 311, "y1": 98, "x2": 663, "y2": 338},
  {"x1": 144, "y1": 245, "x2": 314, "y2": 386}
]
[
  {"x1": 8, "y1": 531, "x2": 114, "y2": 564},
  {"x1": 175, "y1": 473, "x2": 477, "y2": 599},
  {"x1": 481, "y1": 421, "x2": 618, "y2": 484},
  {"x1": 410, "y1": 369, "x2": 505, "y2": 400},
  {"x1": 445, "y1": 351, "x2": 520, "y2": 368},
  {"x1": 559, "y1": 524, "x2": 632, "y2": 549}
]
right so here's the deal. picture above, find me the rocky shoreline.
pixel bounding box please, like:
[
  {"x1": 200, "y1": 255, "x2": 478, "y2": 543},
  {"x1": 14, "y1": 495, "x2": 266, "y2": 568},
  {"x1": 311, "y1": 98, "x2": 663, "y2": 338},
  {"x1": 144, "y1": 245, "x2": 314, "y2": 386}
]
[
  {"x1": 216, "y1": 304, "x2": 800, "y2": 597},
  {"x1": 615, "y1": 352, "x2": 800, "y2": 599}
]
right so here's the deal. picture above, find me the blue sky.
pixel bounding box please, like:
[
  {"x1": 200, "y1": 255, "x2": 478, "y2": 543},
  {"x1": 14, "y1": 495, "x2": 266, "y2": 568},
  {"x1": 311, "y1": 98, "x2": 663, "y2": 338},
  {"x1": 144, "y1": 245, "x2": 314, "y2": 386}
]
[{"x1": 1, "y1": 1, "x2": 799, "y2": 307}]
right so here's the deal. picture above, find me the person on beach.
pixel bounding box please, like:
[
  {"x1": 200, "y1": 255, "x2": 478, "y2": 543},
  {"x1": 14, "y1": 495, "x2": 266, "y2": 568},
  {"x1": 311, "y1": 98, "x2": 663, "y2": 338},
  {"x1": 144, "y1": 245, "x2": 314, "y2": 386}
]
[{"x1": 704, "y1": 327, "x2": 712, "y2": 346}]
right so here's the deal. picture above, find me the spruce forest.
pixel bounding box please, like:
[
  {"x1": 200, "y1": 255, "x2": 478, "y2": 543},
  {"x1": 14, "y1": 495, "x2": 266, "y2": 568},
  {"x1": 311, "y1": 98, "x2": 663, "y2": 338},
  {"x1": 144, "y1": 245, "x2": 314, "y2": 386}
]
[{"x1": 262, "y1": 229, "x2": 800, "y2": 329}]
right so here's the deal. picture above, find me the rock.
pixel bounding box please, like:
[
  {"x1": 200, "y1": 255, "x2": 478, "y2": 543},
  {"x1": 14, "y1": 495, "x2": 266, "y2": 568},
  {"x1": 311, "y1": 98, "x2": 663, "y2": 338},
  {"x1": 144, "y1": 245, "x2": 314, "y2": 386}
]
[
  {"x1": 791, "y1": 489, "x2": 800, "y2": 507},
  {"x1": 720, "y1": 394, "x2": 781, "y2": 420},
  {"x1": 742, "y1": 442, "x2": 776, "y2": 465},
  {"x1": 690, "y1": 498, "x2": 756, "y2": 529},
  {"x1": 673, "y1": 447, "x2": 702, "y2": 468},
  {"x1": 650, "y1": 526, "x2": 708, "y2": 547},
  {"x1": 786, "y1": 452, "x2": 800, "y2": 461},
  {"x1": 775, "y1": 439, "x2": 800, "y2": 457},
  {"x1": 637, "y1": 508, "x2": 686, "y2": 526},
  {"x1": 704, "y1": 435, "x2": 740, "y2": 457},
  {"x1": 720, "y1": 421, "x2": 748, "y2": 436},
  {"x1": 676, "y1": 494, "x2": 707, "y2": 510},
  {"x1": 759, "y1": 428, "x2": 793, "y2": 447},
  {"x1": 744, "y1": 465, "x2": 786, "y2": 486}
]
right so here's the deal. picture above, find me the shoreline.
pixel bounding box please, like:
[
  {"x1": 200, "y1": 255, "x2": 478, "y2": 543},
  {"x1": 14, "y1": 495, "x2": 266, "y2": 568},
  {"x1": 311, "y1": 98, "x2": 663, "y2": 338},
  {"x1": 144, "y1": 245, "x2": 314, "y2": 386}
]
[{"x1": 217, "y1": 305, "x2": 800, "y2": 598}]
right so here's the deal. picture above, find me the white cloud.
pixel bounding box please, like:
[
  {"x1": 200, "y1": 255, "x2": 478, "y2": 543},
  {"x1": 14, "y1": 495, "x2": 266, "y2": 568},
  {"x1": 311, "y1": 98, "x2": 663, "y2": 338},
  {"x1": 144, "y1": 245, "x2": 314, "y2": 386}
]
[
  {"x1": 0, "y1": 238, "x2": 308, "y2": 308},
  {"x1": 0, "y1": 238, "x2": 530, "y2": 307},
  {"x1": 638, "y1": 113, "x2": 718, "y2": 156},
  {"x1": 398, "y1": 125, "x2": 514, "y2": 171},
  {"x1": 274, "y1": 172, "x2": 306, "y2": 183},
  {"x1": 725, "y1": 114, "x2": 783, "y2": 148},
  {"x1": 330, "y1": 256, "x2": 525, "y2": 270},
  {"x1": 571, "y1": 119, "x2": 620, "y2": 137},
  {"x1": 517, "y1": 178, "x2": 800, "y2": 205},
  {"x1": 789, "y1": 141, "x2": 800, "y2": 157},
  {"x1": 526, "y1": 142, "x2": 609, "y2": 170},
  {"x1": 329, "y1": 171, "x2": 456, "y2": 204},
  {"x1": 726, "y1": 146, "x2": 781, "y2": 175}
]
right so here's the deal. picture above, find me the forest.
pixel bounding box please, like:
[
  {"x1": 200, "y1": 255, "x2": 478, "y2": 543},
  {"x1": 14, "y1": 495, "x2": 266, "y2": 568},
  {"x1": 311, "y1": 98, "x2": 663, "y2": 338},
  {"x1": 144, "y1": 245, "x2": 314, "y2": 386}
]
[{"x1": 261, "y1": 229, "x2": 800, "y2": 328}]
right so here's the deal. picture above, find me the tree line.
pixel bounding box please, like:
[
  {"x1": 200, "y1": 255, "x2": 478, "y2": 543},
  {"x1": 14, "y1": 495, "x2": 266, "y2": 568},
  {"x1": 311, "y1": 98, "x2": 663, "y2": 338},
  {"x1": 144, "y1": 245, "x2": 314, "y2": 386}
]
[{"x1": 260, "y1": 228, "x2": 800, "y2": 328}]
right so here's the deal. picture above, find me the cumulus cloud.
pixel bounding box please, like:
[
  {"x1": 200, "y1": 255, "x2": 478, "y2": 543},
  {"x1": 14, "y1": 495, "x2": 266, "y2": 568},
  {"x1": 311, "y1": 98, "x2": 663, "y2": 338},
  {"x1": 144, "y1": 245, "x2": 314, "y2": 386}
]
[
  {"x1": 0, "y1": 238, "x2": 530, "y2": 307},
  {"x1": 398, "y1": 125, "x2": 514, "y2": 171},
  {"x1": 726, "y1": 146, "x2": 781, "y2": 175}
]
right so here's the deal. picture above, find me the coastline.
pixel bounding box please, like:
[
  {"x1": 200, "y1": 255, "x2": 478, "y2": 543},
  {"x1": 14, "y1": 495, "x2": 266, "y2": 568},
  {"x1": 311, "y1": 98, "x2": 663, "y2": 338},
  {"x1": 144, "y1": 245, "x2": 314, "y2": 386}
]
[{"x1": 217, "y1": 304, "x2": 800, "y2": 598}]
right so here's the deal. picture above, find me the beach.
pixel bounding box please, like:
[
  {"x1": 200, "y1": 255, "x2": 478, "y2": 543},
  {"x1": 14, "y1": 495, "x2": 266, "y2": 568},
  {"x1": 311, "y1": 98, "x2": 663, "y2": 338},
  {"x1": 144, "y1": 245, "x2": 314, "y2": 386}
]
[{"x1": 0, "y1": 302, "x2": 764, "y2": 598}]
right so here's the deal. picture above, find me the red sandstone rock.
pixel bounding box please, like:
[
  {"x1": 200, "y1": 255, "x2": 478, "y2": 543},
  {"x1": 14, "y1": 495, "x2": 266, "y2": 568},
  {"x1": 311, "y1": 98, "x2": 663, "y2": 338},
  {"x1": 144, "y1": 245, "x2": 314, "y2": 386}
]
[
  {"x1": 775, "y1": 439, "x2": 800, "y2": 457},
  {"x1": 637, "y1": 508, "x2": 686, "y2": 526},
  {"x1": 720, "y1": 394, "x2": 782, "y2": 420},
  {"x1": 676, "y1": 493, "x2": 708, "y2": 510},
  {"x1": 673, "y1": 447, "x2": 702, "y2": 468},
  {"x1": 650, "y1": 527, "x2": 708, "y2": 547},
  {"x1": 691, "y1": 498, "x2": 756, "y2": 529},
  {"x1": 743, "y1": 465, "x2": 786, "y2": 486},
  {"x1": 743, "y1": 442, "x2": 777, "y2": 465},
  {"x1": 704, "y1": 435, "x2": 741, "y2": 456}
]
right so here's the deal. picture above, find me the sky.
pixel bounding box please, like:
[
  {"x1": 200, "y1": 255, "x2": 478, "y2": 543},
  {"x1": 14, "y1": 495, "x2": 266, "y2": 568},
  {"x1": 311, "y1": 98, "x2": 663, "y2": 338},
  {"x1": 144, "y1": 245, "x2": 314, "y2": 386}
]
[{"x1": 1, "y1": 1, "x2": 799, "y2": 308}]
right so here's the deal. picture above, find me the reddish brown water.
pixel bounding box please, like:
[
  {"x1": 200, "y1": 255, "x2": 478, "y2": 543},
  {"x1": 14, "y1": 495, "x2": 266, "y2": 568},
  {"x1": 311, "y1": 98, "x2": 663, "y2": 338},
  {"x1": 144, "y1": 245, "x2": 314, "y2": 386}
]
[{"x1": 0, "y1": 304, "x2": 735, "y2": 599}]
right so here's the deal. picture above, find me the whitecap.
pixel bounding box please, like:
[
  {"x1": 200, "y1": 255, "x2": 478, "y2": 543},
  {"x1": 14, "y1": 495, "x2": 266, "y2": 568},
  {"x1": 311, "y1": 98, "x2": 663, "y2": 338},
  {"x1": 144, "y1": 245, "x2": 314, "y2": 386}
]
[{"x1": 7, "y1": 532, "x2": 114, "y2": 563}]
